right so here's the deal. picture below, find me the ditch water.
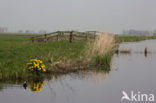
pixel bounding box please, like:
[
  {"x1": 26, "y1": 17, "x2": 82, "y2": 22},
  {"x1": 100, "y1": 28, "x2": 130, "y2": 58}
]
[{"x1": 0, "y1": 40, "x2": 156, "y2": 103}]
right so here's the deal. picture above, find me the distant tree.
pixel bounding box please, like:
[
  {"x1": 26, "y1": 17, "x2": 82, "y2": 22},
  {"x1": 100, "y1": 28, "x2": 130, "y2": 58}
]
[
  {"x1": 18, "y1": 30, "x2": 23, "y2": 33},
  {"x1": 122, "y1": 29, "x2": 152, "y2": 36},
  {"x1": 25, "y1": 30, "x2": 34, "y2": 33},
  {"x1": 25, "y1": 30, "x2": 29, "y2": 33}
]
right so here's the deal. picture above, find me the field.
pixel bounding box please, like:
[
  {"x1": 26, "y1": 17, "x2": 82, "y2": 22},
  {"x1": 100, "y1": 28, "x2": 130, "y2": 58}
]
[
  {"x1": 1, "y1": 34, "x2": 156, "y2": 81},
  {"x1": 0, "y1": 36, "x2": 87, "y2": 80}
]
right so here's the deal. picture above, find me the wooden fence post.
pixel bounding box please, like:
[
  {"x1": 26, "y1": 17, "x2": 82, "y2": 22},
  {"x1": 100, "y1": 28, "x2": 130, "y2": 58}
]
[
  {"x1": 57, "y1": 31, "x2": 59, "y2": 41},
  {"x1": 62, "y1": 32, "x2": 64, "y2": 40},
  {"x1": 69, "y1": 31, "x2": 73, "y2": 43},
  {"x1": 44, "y1": 34, "x2": 47, "y2": 42},
  {"x1": 60, "y1": 31, "x2": 63, "y2": 40},
  {"x1": 31, "y1": 37, "x2": 34, "y2": 43}
]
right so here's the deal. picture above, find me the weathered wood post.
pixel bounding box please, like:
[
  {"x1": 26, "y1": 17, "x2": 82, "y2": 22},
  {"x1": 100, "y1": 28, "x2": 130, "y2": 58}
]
[
  {"x1": 60, "y1": 32, "x2": 64, "y2": 40},
  {"x1": 60, "y1": 31, "x2": 63, "y2": 40},
  {"x1": 31, "y1": 37, "x2": 34, "y2": 43},
  {"x1": 73, "y1": 31, "x2": 75, "y2": 40},
  {"x1": 44, "y1": 34, "x2": 47, "y2": 42},
  {"x1": 69, "y1": 31, "x2": 73, "y2": 43},
  {"x1": 57, "y1": 31, "x2": 60, "y2": 41},
  {"x1": 62, "y1": 32, "x2": 65, "y2": 40}
]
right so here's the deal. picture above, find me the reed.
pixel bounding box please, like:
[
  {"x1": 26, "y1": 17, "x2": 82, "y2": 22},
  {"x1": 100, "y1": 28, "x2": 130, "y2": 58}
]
[
  {"x1": 48, "y1": 32, "x2": 115, "y2": 72},
  {"x1": 85, "y1": 32, "x2": 115, "y2": 69},
  {"x1": 87, "y1": 32, "x2": 115, "y2": 56}
]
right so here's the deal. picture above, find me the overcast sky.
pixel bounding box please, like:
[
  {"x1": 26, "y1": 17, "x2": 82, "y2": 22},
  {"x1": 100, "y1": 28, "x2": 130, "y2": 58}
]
[{"x1": 0, "y1": 0, "x2": 156, "y2": 33}]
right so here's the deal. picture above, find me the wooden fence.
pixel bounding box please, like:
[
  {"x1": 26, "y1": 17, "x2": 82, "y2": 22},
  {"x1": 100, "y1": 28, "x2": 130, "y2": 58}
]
[{"x1": 30, "y1": 31, "x2": 101, "y2": 43}]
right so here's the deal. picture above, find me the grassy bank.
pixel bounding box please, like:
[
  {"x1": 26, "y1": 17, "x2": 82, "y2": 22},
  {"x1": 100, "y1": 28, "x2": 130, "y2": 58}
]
[
  {"x1": 3, "y1": 34, "x2": 155, "y2": 80},
  {"x1": 116, "y1": 35, "x2": 156, "y2": 42},
  {"x1": 0, "y1": 36, "x2": 87, "y2": 80},
  {"x1": 0, "y1": 34, "x2": 114, "y2": 80}
]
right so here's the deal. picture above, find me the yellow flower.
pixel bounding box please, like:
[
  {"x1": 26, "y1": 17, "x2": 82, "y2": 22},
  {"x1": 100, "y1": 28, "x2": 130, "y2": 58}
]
[
  {"x1": 27, "y1": 59, "x2": 46, "y2": 73},
  {"x1": 36, "y1": 64, "x2": 39, "y2": 68},
  {"x1": 42, "y1": 69, "x2": 46, "y2": 72},
  {"x1": 33, "y1": 63, "x2": 37, "y2": 67},
  {"x1": 41, "y1": 65, "x2": 45, "y2": 68},
  {"x1": 42, "y1": 80, "x2": 46, "y2": 84},
  {"x1": 39, "y1": 60, "x2": 43, "y2": 63},
  {"x1": 38, "y1": 68, "x2": 41, "y2": 70}
]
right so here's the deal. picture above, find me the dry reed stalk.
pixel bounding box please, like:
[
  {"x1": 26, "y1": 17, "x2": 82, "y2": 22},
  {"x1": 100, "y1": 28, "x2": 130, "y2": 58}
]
[{"x1": 86, "y1": 32, "x2": 115, "y2": 56}]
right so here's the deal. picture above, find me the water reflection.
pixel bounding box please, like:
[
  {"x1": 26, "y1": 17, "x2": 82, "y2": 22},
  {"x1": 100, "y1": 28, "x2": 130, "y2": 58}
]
[
  {"x1": 0, "y1": 39, "x2": 156, "y2": 103},
  {"x1": 22, "y1": 80, "x2": 47, "y2": 92},
  {"x1": 23, "y1": 81, "x2": 27, "y2": 90},
  {"x1": 28, "y1": 80, "x2": 46, "y2": 92},
  {"x1": 119, "y1": 40, "x2": 156, "y2": 59},
  {"x1": 0, "y1": 68, "x2": 111, "y2": 93}
]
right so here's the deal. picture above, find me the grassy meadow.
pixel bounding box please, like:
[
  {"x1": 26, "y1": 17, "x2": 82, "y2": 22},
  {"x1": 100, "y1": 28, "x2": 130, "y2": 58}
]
[
  {"x1": 0, "y1": 34, "x2": 114, "y2": 80},
  {"x1": 0, "y1": 36, "x2": 87, "y2": 80},
  {"x1": 1, "y1": 34, "x2": 155, "y2": 81}
]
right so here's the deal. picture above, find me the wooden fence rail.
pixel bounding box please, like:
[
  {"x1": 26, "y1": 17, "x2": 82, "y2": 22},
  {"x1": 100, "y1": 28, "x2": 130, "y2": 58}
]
[{"x1": 30, "y1": 31, "x2": 100, "y2": 43}]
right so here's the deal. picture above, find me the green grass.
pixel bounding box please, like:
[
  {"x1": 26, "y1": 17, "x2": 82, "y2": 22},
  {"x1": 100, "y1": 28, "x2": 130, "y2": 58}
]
[
  {"x1": 95, "y1": 52, "x2": 113, "y2": 66},
  {"x1": 1, "y1": 35, "x2": 155, "y2": 81},
  {"x1": 116, "y1": 35, "x2": 156, "y2": 42},
  {"x1": 0, "y1": 36, "x2": 86, "y2": 80},
  {"x1": 94, "y1": 51, "x2": 113, "y2": 72}
]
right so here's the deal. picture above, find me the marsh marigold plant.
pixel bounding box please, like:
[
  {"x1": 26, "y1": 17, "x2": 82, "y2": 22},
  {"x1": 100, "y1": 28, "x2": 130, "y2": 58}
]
[{"x1": 27, "y1": 59, "x2": 46, "y2": 73}]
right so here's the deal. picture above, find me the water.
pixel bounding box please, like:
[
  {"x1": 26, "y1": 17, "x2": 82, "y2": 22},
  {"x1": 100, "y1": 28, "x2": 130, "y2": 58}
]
[{"x1": 0, "y1": 40, "x2": 156, "y2": 103}]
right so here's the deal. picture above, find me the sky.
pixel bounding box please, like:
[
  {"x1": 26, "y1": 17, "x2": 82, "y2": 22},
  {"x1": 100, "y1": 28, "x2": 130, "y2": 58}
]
[{"x1": 0, "y1": 0, "x2": 156, "y2": 33}]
